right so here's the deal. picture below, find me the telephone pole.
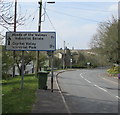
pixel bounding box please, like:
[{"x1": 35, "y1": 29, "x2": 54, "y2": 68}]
[
  {"x1": 13, "y1": 0, "x2": 17, "y2": 77},
  {"x1": 35, "y1": 0, "x2": 42, "y2": 76},
  {"x1": 63, "y1": 41, "x2": 65, "y2": 69},
  {"x1": 118, "y1": 1, "x2": 120, "y2": 65}
]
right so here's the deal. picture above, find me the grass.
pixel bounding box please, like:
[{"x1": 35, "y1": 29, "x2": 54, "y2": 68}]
[{"x1": 2, "y1": 74, "x2": 38, "y2": 113}]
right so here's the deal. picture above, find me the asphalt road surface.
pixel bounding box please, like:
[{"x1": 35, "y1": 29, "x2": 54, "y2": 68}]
[{"x1": 57, "y1": 69, "x2": 119, "y2": 113}]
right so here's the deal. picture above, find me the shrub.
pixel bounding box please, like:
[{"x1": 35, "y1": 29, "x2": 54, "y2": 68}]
[{"x1": 107, "y1": 66, "x2": 120, "y2": 74}]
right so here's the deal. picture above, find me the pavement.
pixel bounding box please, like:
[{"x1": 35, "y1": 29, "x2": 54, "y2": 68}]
[{"x1": 31, "y1": 71, "x2": 69, "y2": 113}]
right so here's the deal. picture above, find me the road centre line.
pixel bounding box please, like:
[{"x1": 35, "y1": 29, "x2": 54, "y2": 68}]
[
  {"x1": 94, "y1": 84, "x2": 119, "y2": 100},
  {"x1": 94, "y1": 84, "x2": 108, "y2": 92},
  {"x1": 115, "y1": 96, "x2": 120, "y2": 100},
  {"x1": 84, "y1": 79, "x2": 91, "y2": 83},
  {"x1": 81, "y1": 76, "x2": 83, "y2": 78},
  {"x1": 80, "y1": 73, "x2": 83, "y2": 78},
  {"x1": 80, "y1": 73, "x2": 91, "y2": 83},
  {"x1": 80, "y1": 73, "x2": 118, "y2": 100}
]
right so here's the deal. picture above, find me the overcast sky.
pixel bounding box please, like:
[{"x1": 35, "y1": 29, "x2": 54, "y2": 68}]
[{"x1": 2, "y1": 0, "x2": 119, "y2": 49}]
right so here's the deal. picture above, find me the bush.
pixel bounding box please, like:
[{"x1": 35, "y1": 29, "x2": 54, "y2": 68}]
[
  {"x1": 107, "y1": 66, "x2": 120, "y2": 74},
  {"x1": 2, "y1": 73, "x2": 12, "y2": 80}
]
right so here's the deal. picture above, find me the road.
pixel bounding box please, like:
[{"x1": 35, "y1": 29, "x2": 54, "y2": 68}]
[{"x1": 57, "y1": 69, "x2": 119, "y2": 113}]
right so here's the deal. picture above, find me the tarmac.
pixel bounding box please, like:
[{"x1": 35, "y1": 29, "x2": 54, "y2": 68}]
[{"x1": 31, "y1": 71, "x2": 70, "y2": 113}]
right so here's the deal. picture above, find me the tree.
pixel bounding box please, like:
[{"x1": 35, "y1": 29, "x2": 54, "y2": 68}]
[
  {"x1": 0, "y1": 1, "x2": 33, "y2": 77},
  {"x1": 0, "y1": 1, "x2": 25, "y2": 30},
  {"x1": 0, "y1": 1, "x2": 26, "y2": 44},
  {"x1": 2, "y1": 46, "x2": 13, "y2": 79},
  {"x1": 64, "y1": 48, "x2": 72, "y2": 68},
  {"x1": 53, "y1": 57, "x2": 62, "y2": 69},
  {"x1": 90, "y1": 17, "x2": 118, "y2": 64},
  {"x1": 15, "y1": 51, "x2": 36, "y2": 76}
]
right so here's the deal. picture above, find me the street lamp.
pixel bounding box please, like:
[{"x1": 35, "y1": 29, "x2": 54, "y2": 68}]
[
  {"x1": 36, "y1": 0, "x2": 55, "y2": 77},
  {"x1": 36, "y1": 0, "x2": 55, "y2": 92},
  {"x1": 46, "y1": 1, "x2": 55, "y2": 92},
  {"x1": 47, "y1": 1, "x2": 55, "y2": 4}
]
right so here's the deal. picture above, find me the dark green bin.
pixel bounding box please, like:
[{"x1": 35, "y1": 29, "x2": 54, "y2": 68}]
[{"x1": 37, "y1": 71, "x2": 49, "y2": 90}]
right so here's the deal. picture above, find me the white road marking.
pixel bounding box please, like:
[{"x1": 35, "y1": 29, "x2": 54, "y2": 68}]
[
  {"x1": 80, "y1": 73, "x2": 83, "y2": 78},
  {"x1": 55, "y1": 74, "x2": 71, "y2": 114},
  {"x1": 80, "y1": 72, "x2": 118, "y2": 100},
  {"x1": 84, "y1": 79, "x2": 91, "y2": 83},
  {"x1": 116, "y1": 96, "x2": 120, "y2": 100},
  {"x1": 94, "y1": 84, "x2": 108, "y2": 92},
  {"x1": 80, "y1": 73, "x2": 91, "y2": 83}
]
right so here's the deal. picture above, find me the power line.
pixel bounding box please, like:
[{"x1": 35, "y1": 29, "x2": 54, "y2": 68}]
[
  {"x1": 46, "y1": 8, "x2": 99, "y2": 22},
  {"x1": 45, "y1": 11, "x2": 70, "y2": 49},
  {"x1": 45, "y1": 12, "x2": 56, "y2": 30},
  {"x1": 50, "y1": 4, "x2": 111, "y2": 13}
]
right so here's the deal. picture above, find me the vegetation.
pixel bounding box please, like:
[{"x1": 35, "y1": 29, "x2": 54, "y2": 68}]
[
  {"x1": 2, "y1": 46, "x2": 13, "y2": 79},
  {"x1": 71, "y1": 51, "x2": 106, "y2": 68},
  {"x1": 90, "y1": 17, "x2": 118, "y2": 64},
  {"x1": 107, "y1": 66, "x2": 120, "y2": 75},
  {"x1": 2, "y1": 74, "x2": 38, "y2": 113},
  {"x1": 2, "y1": 45, "x2": 48, "y2": 79},
  {"x1": 89, "y1": 16, "x2": 120, "y2": 75}
]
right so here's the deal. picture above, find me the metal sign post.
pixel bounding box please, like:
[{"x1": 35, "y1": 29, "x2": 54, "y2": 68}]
[
  {"x1": 51, "y1": 51, "x2": 54, "y2": 92},
  {"x1": 21, "y1": 51, "x2": 24, "y2": 89},
  {"x1": 6, "y1": 31, "x2": 56, "y2": 89}
]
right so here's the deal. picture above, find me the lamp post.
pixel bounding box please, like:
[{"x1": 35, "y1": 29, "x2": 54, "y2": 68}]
[
  {"x1": 35, "y1": 0, "x2": 42, "y2": 77},
  {"x1": 118, "y1": 1, "x2": 120, "y2": 65},
  {"x1": 36, "y1": 0, "x2": 55, "y2": 76},
  {"x1": 46, "y1": 1, "x2": 55, "y2": 92},
  {"x1": 117, "y1": 2, "x2": 120, "y2": 76},
  {"x1": 35, "y1": 0, "x2": 55, "y2": 92}
]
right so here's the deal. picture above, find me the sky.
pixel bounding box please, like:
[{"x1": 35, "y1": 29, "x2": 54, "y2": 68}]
[{"x1": 1, "y1": 0, "x2": 118, "y2": 49}]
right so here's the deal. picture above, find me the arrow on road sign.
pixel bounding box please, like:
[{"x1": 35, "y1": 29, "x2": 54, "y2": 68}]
[{"x1": 8, "y1": 37, "x2": 11, "y2": 45}]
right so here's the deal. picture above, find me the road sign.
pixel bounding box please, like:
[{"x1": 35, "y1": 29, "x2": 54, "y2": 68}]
[
  {"x1": 6, "y1": 32, "x2": 56, "y2": 51},
  {"x1": 87, "y1": 62, "x2": 90, "y2": 65}
]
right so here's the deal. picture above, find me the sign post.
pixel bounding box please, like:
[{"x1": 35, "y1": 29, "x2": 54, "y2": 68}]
[
  {"x1": 6, "y1": 31, "x2": 56, "y2": 89},
  {"x1": 21, "y1": 51, "x2": 24, "y2": 89},
  {"x1": 51, "y1": 51, "x2": 54, "y2": 92}
]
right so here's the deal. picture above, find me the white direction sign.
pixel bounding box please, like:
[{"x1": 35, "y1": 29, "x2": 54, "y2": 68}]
[{"x1": 6, "y1": 32, "x2": 56, "y2": 51}]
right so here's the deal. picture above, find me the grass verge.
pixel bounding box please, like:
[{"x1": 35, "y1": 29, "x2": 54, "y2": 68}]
[{"x1": 2, "y1": 74, "x2": 38, "y2": 113}]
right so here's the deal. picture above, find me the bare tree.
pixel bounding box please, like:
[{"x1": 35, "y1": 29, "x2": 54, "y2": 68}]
[
  {"x1": 0, "y1": 0, "x2": 27, "y2": 45},
  {"x1": 0, "y1": 0, "x2": 25, "y2": 30}
]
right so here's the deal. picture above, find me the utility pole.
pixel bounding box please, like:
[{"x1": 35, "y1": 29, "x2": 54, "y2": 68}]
[
  {"x1": 51, "y1": 51, "x2": 54, "y2": 92},
  {"x1": 35, "y1": 0, "x2": 42, "y2": 76},
  {"x1": 118, "y1": 1, "x2": 120, "y2": 69},
  {"x1": 21, "y1": 51, "x2": 24, "y2": 89},
  {"x1": 63, "y1": 41, "x2": 65, "y2": 69},
  {"x1": 13, "y1": 0, "x2": 17, "y2": 77}
]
